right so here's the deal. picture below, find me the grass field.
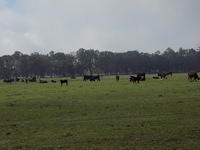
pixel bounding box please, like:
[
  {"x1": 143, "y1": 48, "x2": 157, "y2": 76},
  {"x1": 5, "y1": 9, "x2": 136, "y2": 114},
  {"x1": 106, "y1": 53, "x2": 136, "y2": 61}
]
[{"x1": 0, "y1": 74, "x2": 200, "y2": 150}]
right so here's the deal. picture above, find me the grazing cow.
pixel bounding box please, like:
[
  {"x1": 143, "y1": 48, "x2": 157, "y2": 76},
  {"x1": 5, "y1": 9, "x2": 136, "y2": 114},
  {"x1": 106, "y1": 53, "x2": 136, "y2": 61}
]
[
  {"x1": 51, "y1": 80, "x2": 57, "y2": 83},
  {"x1": 158, "y1": 72, "x2": 172, "y2": 79},
  {"x1": 153, "y1": 76, "x2": 159, "y2": 79},
  {"x1": 137, "y1": 73, "x2": 146, "y2": 81},
  {"x1": 83, "y1": 75, "x2": 100, "y2": 81},
  {"x1": 188, "y1": 72, "x2": 199, "y2": 81},
  {"x1": 39, "y1": 80, "x2": 48, "y2": 83},
  {"x1": 129, "y1": 76, "x2": 141, "y2": 83},
  {"x1": 116, "y1": 75, "x2": 120, "y2": 81},
  {"x1": 60, "y1": 80, "x2": 68, "y2": 86}
]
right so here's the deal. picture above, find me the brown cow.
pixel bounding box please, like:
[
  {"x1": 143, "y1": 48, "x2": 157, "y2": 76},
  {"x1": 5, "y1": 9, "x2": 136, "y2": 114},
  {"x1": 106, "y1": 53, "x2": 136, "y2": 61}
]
[
  {"x1": 188, "y1": 72, "x2": 199, "y2": 81},
  {"x1": 137, "y1": 73, "x2": 146, "y2": 81}
]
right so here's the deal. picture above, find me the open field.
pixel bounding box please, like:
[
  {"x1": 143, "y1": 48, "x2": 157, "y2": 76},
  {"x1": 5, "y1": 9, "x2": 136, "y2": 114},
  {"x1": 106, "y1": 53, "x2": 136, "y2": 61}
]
[{"x1": 0, "y1": 74, "x2": 200, "y2": 150}]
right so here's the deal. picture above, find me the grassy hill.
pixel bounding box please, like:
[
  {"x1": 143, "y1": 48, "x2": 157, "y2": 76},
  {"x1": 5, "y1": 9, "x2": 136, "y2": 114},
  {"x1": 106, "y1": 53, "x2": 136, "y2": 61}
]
[{"x1": 0, "y1": 74, "x2": 199, "y2": 150}]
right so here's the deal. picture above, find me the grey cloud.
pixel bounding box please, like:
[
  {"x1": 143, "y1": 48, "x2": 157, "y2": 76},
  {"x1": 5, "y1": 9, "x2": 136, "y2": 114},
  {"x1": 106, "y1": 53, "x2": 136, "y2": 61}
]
[{"x1": 0, "y1": 0, "x2": 200, "y2": 55}]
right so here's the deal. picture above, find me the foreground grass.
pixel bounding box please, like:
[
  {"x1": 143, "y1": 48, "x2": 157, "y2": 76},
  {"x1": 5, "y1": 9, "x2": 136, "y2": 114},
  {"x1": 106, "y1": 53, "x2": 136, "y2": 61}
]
[{"x1": 0, "y1": 74, "x2": 200, "y2": 150}]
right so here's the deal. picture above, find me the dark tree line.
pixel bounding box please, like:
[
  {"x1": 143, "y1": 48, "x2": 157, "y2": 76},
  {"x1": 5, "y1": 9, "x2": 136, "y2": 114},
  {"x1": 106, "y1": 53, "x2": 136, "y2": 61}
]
[{"x1": 0, "y1": 47, "x2": 200, "y2": 79}]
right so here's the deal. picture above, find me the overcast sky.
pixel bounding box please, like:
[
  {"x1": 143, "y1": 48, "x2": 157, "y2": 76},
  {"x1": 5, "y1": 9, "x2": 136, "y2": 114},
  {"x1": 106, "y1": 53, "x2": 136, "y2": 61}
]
[{"x1": 0, "y1": 0, "x2": 200, "y2": 55}]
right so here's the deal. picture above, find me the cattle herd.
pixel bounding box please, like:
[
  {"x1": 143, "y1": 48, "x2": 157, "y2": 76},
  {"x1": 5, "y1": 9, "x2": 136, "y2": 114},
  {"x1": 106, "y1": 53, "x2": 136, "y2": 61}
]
[
  {"x1": 1, "y1": 72, "x2": 200, "y2": 85},
  {"x1": 3, "y1": 77, "x2": 68, "y2": 86}
]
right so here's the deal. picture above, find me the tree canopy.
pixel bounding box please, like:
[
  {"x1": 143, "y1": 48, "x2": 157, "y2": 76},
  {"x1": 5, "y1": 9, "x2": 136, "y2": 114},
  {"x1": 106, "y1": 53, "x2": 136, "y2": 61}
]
[{"x1": 1, "y1": 47, "x2": 200, "y2": 79}]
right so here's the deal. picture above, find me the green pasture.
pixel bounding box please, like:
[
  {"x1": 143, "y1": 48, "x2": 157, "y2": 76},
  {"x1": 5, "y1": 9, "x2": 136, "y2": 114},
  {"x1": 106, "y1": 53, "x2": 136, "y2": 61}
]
[{"x1": 0, "y1": 74, "x2": 199, "y2": 150}]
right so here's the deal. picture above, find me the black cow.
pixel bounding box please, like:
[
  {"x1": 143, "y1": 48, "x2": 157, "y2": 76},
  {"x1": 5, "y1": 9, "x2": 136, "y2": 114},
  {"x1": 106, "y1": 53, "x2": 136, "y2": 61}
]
[
  {"x1": 90, "y1": 75, "x2": 100, "y2": 81},
  {"x1": 39, "y1": 80, "x2": 48, "y2": 83},
  {"x1": 129, "y1": 76, "x2": 141, "y2": 83},
  {"x1": 83, "y1": 75, "x2": 91, "y2": 81},
  {"x1": 60, "y1": 80, "x2": 68, "y2": 86},
  {"x1": 51, "y1": 80, "x2": 57, "y2": 83},
  {"x1": 83, "y1": 75, "x2": 100, "y2": 81},
  {"x1": 153, "y1": 76, "x2": 159, "y2": 79},
  {"x1": 116, "y1": 75, "x2": 120, "y2": 81}
]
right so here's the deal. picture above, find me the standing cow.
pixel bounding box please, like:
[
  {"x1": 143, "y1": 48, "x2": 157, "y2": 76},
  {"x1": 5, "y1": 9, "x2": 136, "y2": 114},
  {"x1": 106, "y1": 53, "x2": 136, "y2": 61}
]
[
  {"x1": 188, "y1": 72, "x2": 199, "y2": 81},
  {"x1": 60, "y1": 79, "x2": 68, "y2": 86},
  {"x1": 129, "y1": 76, "x2": 141, "y2": 83},
  {"x1": 137, "y1": 73, "x2": 146, "y2": 81},
  {"x1": 158, "y1": 72, "x2": 172, "y2": 79},
  {"x1": 116, "y1": 75, "x2": 120, "y2": 81}
]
